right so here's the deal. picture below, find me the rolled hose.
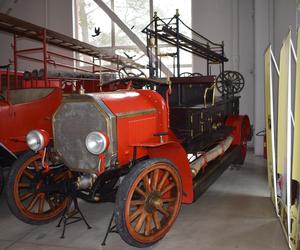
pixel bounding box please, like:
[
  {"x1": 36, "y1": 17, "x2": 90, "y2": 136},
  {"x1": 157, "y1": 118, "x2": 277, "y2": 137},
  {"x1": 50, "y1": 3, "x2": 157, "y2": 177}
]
[{"x1": 190, "y1": 135, "x2": 234, "y2": 177}]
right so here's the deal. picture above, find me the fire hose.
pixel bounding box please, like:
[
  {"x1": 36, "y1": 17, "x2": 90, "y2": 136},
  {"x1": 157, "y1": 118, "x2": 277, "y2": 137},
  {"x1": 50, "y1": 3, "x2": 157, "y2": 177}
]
[{"x1": 190, "y1": 135, "x2": 234, "y2": 177}]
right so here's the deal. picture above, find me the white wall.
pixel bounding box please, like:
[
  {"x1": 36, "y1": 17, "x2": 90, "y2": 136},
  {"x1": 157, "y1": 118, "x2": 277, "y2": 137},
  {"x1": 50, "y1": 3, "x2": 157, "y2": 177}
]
[
  {"x1": 192, "y1": 0, "x2": 255, "y2": 147},
  {"x1": 253, "y1": 0, "x2": 297, "y2": 155},
  {"x1": 273, "y1": 0, "x2": 297, "y2": 57},
  {"x1": 0, "y1": 0, "x2": 73, "y2": 70},
  {"x1": 192, "y1": 0, "x2": 298, "y2": 155},
  {"x1": 253, "y1": 0, "x2": 273, "y2": 155}
]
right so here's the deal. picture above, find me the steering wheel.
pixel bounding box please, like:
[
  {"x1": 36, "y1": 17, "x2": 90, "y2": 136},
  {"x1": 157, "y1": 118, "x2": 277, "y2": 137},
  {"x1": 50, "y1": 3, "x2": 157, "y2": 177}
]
[
  {"x1": 179, "y1": 72, "x2": 203, "y2": 77},
  {"x1": 61, "y1": 80, "x2": 77, "y2": 92},
  {"x1": 118, "y1": 66, "x2": 146, "y2": 79},
  {"x1": 102, "y1": 77, "x2": 167, "y2": 91},
  {"x1": 190, "y1": 72, "x2": 203, "y2": 76}
]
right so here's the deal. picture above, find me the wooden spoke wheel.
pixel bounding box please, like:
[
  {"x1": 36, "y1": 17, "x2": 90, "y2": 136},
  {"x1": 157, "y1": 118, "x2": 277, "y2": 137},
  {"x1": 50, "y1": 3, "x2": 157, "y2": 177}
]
[
  {"x1": 0, "y1": 167, "x2": 4, "y2": 195},
  {"x1": 6, "y1": 151, "x2": 71, "y2": 225},
  {"x1": 216, "y1": 71, "x2": 245, "y2": 95},
  {"x1": 115, "y1": 158, "x2": 182, "y2": 247}
]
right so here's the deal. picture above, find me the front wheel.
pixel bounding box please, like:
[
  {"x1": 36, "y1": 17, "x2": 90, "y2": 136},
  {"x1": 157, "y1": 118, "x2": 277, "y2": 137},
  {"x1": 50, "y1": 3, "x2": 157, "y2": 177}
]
[
  {"x1": 115, "y1": 158, "x2": 182, "y2": 248},
  {"x1": 6, "y1": 151, "x2": 71, "y2": 225}
]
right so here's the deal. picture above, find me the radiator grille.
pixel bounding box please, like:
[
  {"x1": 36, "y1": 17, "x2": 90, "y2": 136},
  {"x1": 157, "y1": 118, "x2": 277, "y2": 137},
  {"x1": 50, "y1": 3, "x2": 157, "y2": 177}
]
[{"x1": 53, "y1": 97, "x2": 111, "y2": 173}]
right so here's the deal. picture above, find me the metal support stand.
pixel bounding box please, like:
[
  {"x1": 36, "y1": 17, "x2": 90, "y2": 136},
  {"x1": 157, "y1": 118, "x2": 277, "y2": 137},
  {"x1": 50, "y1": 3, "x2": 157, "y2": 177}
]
[
  {"x1": 57, "y1": 191, "x2": 92, "y2": 239},
  {"x1": 101, "y1": 210, "x2": 118, "y2": 246}
]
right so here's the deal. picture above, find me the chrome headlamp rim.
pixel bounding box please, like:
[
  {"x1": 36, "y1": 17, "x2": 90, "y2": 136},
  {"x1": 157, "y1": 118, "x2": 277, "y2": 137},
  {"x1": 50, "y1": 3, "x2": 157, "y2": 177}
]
[
  {"x1": 85, "y1": 131, "x2": 108, "y2": 155},
  {"x1": 26, "y1": 130, "x2": 44, "y2": 152}
]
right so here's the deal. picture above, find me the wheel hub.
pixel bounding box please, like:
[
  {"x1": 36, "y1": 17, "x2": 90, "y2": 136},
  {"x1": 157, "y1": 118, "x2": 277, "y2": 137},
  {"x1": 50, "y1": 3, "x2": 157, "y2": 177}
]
[{"x1": 145, "y1": 192, "x2": 162, "y2": 213}]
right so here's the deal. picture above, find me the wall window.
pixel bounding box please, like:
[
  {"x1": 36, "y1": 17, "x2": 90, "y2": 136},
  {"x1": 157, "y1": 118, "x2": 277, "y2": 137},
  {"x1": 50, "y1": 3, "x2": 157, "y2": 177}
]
[
  {"x1": 75, "y1": 0, "x2": 112, "y2": 47},
  {"x1": 74, "y1": 0, "x2": 192, "y2": 75}
]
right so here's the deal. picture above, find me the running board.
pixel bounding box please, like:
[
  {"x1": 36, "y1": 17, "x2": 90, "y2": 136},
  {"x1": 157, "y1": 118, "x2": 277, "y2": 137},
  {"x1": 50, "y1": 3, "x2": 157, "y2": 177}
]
[{"x1": 193, "y1": 146, "x2": 241, "y2": 201}]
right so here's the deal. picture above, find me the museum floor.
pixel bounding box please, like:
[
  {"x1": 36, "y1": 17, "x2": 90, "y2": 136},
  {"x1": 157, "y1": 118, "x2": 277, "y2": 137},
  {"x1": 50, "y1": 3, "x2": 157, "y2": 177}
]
[{"x1": 0, "y1": 151, "x2": 288, "y2": 250}]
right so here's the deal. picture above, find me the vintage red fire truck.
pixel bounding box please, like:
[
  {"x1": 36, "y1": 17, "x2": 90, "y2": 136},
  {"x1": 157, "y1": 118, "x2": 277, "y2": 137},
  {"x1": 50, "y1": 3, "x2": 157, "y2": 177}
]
[
  {"x1": 5, "y1": 75, "x2": 250, "y2": 247},
  {"x1": 4, "y1": 12, "x2": 251, "y2": 247}
]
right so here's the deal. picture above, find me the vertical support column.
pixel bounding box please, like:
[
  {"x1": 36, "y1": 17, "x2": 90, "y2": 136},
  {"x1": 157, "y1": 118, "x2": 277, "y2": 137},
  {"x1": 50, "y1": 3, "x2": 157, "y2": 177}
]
[
  {"x1": 221, "y1": 41, "x2": 225, "y2": 96},
  {"x1": 42, "y1": 29, "x2": 48, "y2": 87},
  {"x1": 206, "y1": 42, "x2": 209, "y2": 76},
  {"x1": 154, "y1": 12, "x2": 159, "y2": 78},
  {"x1": 12, "y1": 33, "x2": 17, "y2": 99},
  {"x1": 175, "y1": 9, "x2": 180, "y2": 77},
  {"x1": 146, "y1": 33, "x2": 152, "y2": 78}
]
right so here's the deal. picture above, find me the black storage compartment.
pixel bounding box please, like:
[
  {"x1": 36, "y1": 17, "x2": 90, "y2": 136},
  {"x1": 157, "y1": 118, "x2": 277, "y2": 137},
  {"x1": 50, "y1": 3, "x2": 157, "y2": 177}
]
[
  {"x1": 170, "y1": 96, "x2": 240, "y2": 142},
  {"x1": 157, "y1": 76, "x2": 215, "y2": 106}
]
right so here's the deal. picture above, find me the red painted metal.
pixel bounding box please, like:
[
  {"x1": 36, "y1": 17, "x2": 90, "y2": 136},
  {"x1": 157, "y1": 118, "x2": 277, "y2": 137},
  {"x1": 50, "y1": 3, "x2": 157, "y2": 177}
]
[
  {"x1": 93, "y1": 89, "x2": 194, "y2": 203},
  {"x1": 98, "y1": 90, "x2": 168, "y2": 166},
  {"x1": 0, "y1": 88, "x2": 62, "y2": 154},
  {"x1": 225, "y1": 115, "x2": 251, "y2": 161},
  {"x1": 39, "y1": 129, "x2": 50, "y2": 148},
  {"x1": 147, "y1": 140, "x2": 194, "y2": 204}
]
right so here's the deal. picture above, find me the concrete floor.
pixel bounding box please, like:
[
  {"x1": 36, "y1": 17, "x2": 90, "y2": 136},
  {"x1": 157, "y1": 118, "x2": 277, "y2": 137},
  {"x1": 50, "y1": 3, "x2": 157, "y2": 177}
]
[{"x1": 0, "y1": 151, "x2": 288, "y2": 250}]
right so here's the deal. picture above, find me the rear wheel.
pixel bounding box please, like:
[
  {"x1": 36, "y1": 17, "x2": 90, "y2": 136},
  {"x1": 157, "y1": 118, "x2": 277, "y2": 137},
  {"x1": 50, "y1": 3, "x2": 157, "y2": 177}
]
[
  {"x1": 6, "y1": 151, "x2": 71, "y2": 225},
  {"x1": 226, "y1": 116, "x2": 251, "y2": 164},
  {"x1": 115, "y1": 158, "x2": 182, "y2": 248}
]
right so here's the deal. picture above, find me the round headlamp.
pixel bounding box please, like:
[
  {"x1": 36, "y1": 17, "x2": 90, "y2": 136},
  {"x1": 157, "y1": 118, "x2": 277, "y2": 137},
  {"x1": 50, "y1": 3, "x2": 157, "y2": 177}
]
[
  {"x1": 26, "y1": 130, "x2": 46, "y2": 152},
  {"x1": 85, "y1": 131, "x2": 109, "y2": 155}
]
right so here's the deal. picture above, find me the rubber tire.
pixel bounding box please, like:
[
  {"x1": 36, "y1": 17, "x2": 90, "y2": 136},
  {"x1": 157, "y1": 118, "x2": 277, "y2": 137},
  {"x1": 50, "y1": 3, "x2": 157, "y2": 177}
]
[
  {"x1": 0, "y1": 167, "x2": 4, "y2": 195},
  {"x1": 114, "y1": 158, "x2": 182, "y2": 248},
  {"x1": 6, "y1": 151, "x2": 66, "y2": 225}
]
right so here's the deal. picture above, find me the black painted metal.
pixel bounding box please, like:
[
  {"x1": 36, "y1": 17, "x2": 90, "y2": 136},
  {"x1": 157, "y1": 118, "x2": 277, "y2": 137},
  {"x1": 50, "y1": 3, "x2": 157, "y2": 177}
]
[
  {"x1": 56, "y1": 186, "x2": 92, "y2": 239},
  {"x1": 193, "y1": 146, "x2": 241, "y2": 201},
  {"x1": 183, "y1": 127, "x2": 234, "y2": 154},
  {"x1": 142, "y1": 12, "x2": 228, "y2": 77},
  {"x1": 101, "y1": 211, "x2": 118, "y2": 246},
  {"x1": 216, "y1": 70, "x2": 245, "y2": 95},
  {"x1": 169, "y1": 96, "x2": 240, "y2": 144}
]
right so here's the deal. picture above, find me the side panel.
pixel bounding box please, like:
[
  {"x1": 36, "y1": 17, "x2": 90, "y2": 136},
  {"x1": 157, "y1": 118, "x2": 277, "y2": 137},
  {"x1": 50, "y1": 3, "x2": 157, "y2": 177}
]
[
  {"x1": 146, "y1": 142, "x2": 193, "y2": 204},
  {"x1": 117, "y1": 113, "x2": 158, "y2": 166}
]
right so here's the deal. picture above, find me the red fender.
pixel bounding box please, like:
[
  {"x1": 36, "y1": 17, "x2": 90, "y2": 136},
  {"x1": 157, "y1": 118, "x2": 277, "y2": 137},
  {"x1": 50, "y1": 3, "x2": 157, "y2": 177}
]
[
  {"x1": 146, "y1": 142, "x2": 193, "y2": 204},
  {"x1": 225, "y1": 115, "x2": 251, "y2": 162}
]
